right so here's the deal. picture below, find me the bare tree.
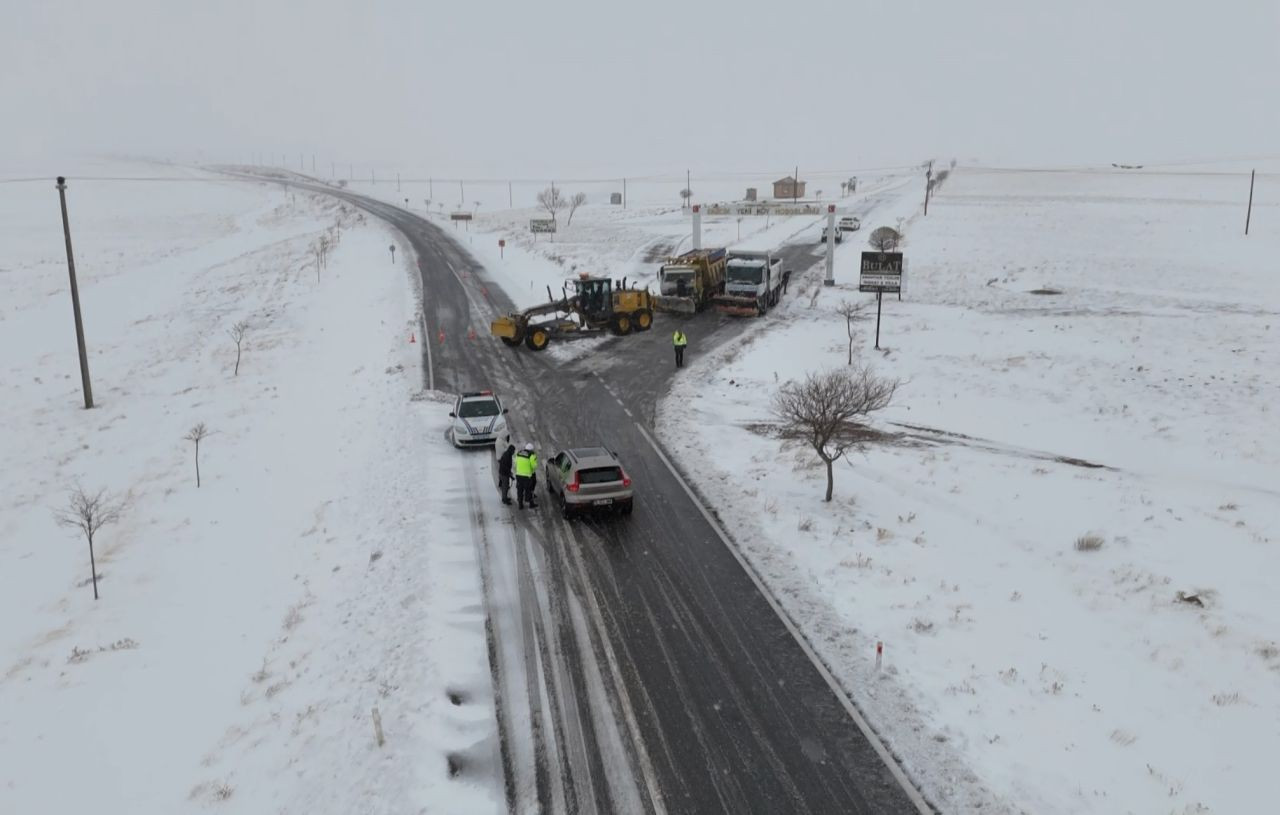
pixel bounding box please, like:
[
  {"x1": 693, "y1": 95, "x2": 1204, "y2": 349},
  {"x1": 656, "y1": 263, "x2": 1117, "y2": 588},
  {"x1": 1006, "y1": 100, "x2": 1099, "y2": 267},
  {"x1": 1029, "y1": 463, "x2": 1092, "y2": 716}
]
[
  {"x1": 566, "y1": 192, "x2": 587, "y2": 226},
  {"x1": 536, "y1": 185, "x2": 566, "y2": 223},
  {"x1": 184, "y1": 423, "x2": 211, "y2": 487},
  {"x1": 228, "y1": 321, "x2": 249, "y2": 376},
  {"x1": 772, "y1": 367, "x2": 899, "y2": 502},
  {"x1": 54, "y1": 486, "x2": 123, "y2": 600},
  {"x1": 868, "y1": 226, "x2": 901, "y2": 252},
  {"x1": 679, "y1": 188, "x2": 692, "y2": 209},
  {"x1": 835, "y1": 301, "x2": 869, "y2": 365}
]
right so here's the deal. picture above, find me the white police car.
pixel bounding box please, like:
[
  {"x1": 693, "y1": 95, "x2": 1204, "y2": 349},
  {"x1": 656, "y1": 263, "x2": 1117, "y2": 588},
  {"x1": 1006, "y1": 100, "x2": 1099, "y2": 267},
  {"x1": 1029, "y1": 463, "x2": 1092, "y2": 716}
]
[{"x1": 449, "y1": 391, "x2": 509, "y2": 448}]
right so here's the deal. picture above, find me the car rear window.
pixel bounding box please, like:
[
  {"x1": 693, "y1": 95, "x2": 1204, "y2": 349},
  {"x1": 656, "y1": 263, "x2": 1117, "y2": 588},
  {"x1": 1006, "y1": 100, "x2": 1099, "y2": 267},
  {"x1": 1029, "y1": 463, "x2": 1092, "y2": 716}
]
[{"x1": 578, "y1": 467, "x2": 622, "y2": 484}]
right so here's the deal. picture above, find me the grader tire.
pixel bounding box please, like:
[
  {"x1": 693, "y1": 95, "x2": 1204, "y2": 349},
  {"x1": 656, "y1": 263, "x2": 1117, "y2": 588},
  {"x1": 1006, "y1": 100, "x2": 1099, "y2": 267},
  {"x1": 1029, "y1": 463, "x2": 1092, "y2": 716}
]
[
  {"x1": 612, "y1": 315, "x2": 633, "y2": 336},
  {"x1": 524, "y1": 329, "x2": 550, "y2": 351},
  {"x1": 634, "y1": 309, "x2": 653, "y2": 331},
  {"x1": 500, "y1": 336, "x2": 522, "y2": 347}
]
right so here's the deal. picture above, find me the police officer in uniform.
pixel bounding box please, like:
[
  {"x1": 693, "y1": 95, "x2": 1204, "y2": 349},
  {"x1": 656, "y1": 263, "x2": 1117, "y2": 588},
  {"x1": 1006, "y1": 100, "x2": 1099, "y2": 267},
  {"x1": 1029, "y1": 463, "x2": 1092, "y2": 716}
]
[
  {"x1": 672, "y1": 329, "x2": 688, "y2": 368},
  {"x1": 497, "y1": 442, "x2": 516, "y2": 505},
  {"x1": 514, "y1": 443, "x2": 539, "y2": 509}
]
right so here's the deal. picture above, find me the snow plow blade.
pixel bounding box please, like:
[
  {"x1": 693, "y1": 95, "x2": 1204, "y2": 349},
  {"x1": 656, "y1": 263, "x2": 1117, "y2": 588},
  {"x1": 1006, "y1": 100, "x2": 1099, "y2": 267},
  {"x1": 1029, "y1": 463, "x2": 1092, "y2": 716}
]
[
  {"x1": 713, "y1": 296, "x2": 760, "y2": 317},
  {"x1": 654, "y1": 295, "x2": 698, "y2": 315}
]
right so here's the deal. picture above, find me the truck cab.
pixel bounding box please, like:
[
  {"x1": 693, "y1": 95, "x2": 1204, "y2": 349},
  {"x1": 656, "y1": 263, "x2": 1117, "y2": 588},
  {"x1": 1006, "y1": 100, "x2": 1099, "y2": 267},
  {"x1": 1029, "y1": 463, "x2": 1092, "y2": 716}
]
[{"x1": 658, "y1": 264, "x2": 698, "y2": 298}]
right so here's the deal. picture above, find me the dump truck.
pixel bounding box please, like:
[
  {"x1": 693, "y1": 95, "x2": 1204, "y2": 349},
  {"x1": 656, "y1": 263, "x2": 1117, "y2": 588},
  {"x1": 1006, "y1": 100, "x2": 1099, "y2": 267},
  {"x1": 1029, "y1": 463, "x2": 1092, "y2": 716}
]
[
  {"x1": 490, "y1": 274, "x2": 655, "y2": 351},
  {"x1": 713, "y1": 250, "x2": 788, "y2": 316},
  {"x1": 654, "y1": 248, "x2": 727, "y2": 314}
]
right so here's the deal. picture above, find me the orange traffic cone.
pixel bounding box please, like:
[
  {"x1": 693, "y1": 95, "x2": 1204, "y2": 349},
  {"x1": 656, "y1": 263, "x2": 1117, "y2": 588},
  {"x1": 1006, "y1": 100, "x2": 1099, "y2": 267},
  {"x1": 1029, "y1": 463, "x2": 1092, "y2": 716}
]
[
  {"x1": 467, "y1": 328, "x2": 477, "y2": 341},
  {"x1": 409, "y1": 332, "x2": 416, "y2": 344},
  {"x1": 437, "y1": 330, "x2": 446, "y2": 345}
]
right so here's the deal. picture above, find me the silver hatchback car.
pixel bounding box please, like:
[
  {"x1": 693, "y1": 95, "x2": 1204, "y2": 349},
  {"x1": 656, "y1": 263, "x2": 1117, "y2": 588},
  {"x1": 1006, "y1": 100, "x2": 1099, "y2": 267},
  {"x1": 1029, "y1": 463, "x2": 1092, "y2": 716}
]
[{"x1": 544, "y1": 447, "x2": 634, "y2": 518}]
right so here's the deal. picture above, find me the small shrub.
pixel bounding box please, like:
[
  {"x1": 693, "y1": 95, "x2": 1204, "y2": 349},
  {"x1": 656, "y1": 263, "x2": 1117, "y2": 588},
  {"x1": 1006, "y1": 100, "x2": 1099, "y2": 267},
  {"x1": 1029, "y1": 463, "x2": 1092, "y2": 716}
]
[
  {"x1": 1074, "y1": 533, "x2": 1105, "y2": 552},
  {"x1": 796, "y1": 517, "x2": 812, "y2": 532}
]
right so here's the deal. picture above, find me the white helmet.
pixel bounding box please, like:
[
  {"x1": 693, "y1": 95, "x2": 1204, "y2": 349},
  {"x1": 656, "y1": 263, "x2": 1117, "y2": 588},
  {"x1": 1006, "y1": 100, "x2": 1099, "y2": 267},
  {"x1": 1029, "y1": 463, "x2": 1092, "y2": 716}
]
[{"x1": 524, "y1": 442, "x2": 534, "y2": 451}]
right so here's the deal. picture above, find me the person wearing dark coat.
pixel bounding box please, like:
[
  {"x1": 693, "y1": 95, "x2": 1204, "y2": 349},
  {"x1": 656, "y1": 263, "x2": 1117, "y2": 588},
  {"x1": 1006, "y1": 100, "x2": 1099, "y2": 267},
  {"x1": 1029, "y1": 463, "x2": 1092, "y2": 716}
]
[{"x1": 497, "y1": 443, "x2": 516, "y2": 505}]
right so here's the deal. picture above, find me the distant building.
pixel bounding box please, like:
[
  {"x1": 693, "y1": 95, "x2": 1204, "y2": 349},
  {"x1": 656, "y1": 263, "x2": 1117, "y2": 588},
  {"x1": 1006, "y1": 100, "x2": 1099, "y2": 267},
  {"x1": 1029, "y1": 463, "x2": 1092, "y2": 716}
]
[
  {"x1": 744, "y1": 187, "x2": 757, "y2": 202},
  {"x1": 610, "y1": 192, "x2": 623, "y2": 205},
  {"x1": 773, "y1": 176, "x2": 806, "y2": 199}
]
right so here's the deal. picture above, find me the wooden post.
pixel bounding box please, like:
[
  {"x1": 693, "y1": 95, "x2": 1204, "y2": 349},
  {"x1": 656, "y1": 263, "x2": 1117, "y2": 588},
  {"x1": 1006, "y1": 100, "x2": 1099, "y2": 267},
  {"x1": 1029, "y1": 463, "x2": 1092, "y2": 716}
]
[
  {"x1": 371, "y1": 706, "x2": 385, "y2": 747},
  {"x1": 1245, "y1": 169, "x2": 1255, "y2": 235}
]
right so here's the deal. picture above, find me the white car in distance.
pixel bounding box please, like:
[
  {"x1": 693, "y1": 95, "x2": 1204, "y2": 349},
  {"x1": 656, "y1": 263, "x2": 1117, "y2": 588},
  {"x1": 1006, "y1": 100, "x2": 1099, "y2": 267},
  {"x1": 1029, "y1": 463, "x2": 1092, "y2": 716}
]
[{"x1": 449, "y1": 390, "x2": 508, "y2": 448}]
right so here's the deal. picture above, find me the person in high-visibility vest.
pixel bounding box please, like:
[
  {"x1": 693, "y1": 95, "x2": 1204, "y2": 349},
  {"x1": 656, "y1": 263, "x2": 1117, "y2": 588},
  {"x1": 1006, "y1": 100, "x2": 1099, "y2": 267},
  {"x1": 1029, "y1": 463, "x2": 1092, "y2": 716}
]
[
  {"x1": 514, "y1": 442, "x2": 539, "y2": 509},
  {"x1": 672, "y1": 329, "x2": 688, "y2": 369}
]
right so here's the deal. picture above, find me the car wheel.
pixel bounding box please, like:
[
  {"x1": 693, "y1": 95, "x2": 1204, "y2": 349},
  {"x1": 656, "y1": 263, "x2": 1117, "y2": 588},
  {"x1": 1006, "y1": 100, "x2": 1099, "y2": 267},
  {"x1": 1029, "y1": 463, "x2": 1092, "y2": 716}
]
[
  {"x1": 560, "y1": 494, "x2": 572, "y2": 520},
  {"x1": 619, "y1": 500, "x2": 633, "y2": 517}
]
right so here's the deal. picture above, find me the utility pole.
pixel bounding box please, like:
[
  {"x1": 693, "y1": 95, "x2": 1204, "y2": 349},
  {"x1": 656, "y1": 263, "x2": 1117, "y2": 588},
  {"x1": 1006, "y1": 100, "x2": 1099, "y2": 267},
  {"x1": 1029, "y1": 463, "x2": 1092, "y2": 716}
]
[
  {"x1": 55, "y1": 177, "x2": 94, "y2": 409},
  {"x1": 1245, "y1": 169, "x2": 1255, "y2": 235},
  {"x1": 794, "y1": 165, "x2": 799, "y2": 204},
  {"x1": 459, "y1": 179, "x2": 465, "y2": 206},
  {"x1": 509, "y1": 181, "x2": 513, "y2": 208},
  {"x1": 623, "y1": 177, "x2": 627, "y2": 209},
  {"x1": 429, "y1": 178, "x2": 433, "y2": 199},
  {"x1": 924, "y1": 160, "x2": 934, "y2": 215},
  {"x1": 686, "y1": 169, "x2": 691, "y2": 209},
  {"x1": 397, "y1": 172, "x2": 401, "y2": 192}
]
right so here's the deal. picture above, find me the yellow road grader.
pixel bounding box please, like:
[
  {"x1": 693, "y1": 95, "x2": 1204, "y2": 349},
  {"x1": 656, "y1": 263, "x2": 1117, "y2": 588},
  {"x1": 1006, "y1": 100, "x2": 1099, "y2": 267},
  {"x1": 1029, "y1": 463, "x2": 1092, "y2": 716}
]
[{"x1": 490, "y1": 275, "x2": 655, "y2": 351}]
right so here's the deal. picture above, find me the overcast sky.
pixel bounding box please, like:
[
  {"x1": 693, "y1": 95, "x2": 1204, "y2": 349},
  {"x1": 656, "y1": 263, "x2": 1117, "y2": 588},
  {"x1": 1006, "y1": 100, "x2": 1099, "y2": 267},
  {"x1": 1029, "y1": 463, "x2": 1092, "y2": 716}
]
[{"x1": 5, "y1": 0, "x2": 1278, "y2": 178}]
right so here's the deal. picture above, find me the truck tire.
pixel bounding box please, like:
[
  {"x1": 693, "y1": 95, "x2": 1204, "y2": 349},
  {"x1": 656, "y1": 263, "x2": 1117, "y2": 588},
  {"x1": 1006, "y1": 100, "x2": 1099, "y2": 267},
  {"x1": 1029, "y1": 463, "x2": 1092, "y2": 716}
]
[
  {"x1": 500, "y1": 336, "x2": 522, "y2": 347},
  {"x1": 612, "y1": 315, "x2": 633, "y2": 335},
  {"x1": 634, "y1": 309, "x2": 653, "y2": 331},
  {"x1": 524, "y1": 328, "x2": 550, "y2": 351}
]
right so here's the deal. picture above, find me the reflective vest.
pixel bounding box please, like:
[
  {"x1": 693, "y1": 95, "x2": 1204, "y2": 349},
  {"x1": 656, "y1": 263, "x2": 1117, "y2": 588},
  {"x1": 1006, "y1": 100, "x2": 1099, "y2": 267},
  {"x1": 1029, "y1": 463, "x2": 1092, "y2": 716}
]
[
  {"x1": 673, "y1": 331, "x2": 688, "y2": 347},
  {"x1": 515, "y1": 450, "x2": 537, "y2": 477}
]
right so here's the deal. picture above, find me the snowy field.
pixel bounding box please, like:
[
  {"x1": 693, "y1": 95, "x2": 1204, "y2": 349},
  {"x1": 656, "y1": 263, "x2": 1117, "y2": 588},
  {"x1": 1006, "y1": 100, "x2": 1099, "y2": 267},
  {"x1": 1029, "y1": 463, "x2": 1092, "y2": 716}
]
[
  {"x1": 0, "y1": 163, "x2": 501, "y2": 814},
  {"x1": 657, "y1": 167, "x2": 1279, "y2": 814}
]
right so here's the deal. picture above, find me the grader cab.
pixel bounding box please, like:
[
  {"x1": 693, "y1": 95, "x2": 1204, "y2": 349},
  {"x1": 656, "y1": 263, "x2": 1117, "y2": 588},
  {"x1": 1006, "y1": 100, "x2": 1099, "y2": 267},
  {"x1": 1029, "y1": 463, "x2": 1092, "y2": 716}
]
[{"x1": 490, "y1": 275, "x2": 655, "y2": 351}]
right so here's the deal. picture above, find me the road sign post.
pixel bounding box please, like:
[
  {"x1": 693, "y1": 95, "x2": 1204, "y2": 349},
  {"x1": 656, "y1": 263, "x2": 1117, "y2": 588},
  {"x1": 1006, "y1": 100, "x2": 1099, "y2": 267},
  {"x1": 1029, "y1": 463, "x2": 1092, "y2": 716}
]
[
  {"x1": 499, "y1": 238, "x2": 506, "y2": 259},
  {"x1": 389, "y1": 244, "x2": 395, "y2": 263}
]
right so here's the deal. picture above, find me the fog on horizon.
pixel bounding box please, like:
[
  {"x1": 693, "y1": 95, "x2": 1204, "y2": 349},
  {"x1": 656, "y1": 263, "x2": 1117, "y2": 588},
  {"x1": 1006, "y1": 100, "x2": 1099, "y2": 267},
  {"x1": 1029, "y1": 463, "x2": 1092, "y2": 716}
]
[{"x1": 4, "y1": 0, "x2": 1278, "y2": 178}]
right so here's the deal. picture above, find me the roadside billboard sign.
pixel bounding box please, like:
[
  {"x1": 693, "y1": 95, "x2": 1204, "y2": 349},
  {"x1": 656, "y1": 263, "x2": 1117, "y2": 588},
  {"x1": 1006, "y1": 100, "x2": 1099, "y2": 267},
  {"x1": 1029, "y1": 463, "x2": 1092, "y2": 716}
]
[
  {"x1": 859, "y1": 252, "x2": 903, "y2": 293},
  {"x1": 529, "y1": 218, "x2": 557, "y2": 233}
]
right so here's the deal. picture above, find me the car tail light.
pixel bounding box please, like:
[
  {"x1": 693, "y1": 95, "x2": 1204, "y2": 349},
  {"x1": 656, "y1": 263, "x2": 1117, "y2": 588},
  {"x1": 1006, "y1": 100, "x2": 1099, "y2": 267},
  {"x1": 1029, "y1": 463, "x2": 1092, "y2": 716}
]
[
  {"x1": 566, "y1": 472, "x2": 580, "y2": 493},
  {"x1": 621, "y1": 471, "x2": 631, "y2": 488}
]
